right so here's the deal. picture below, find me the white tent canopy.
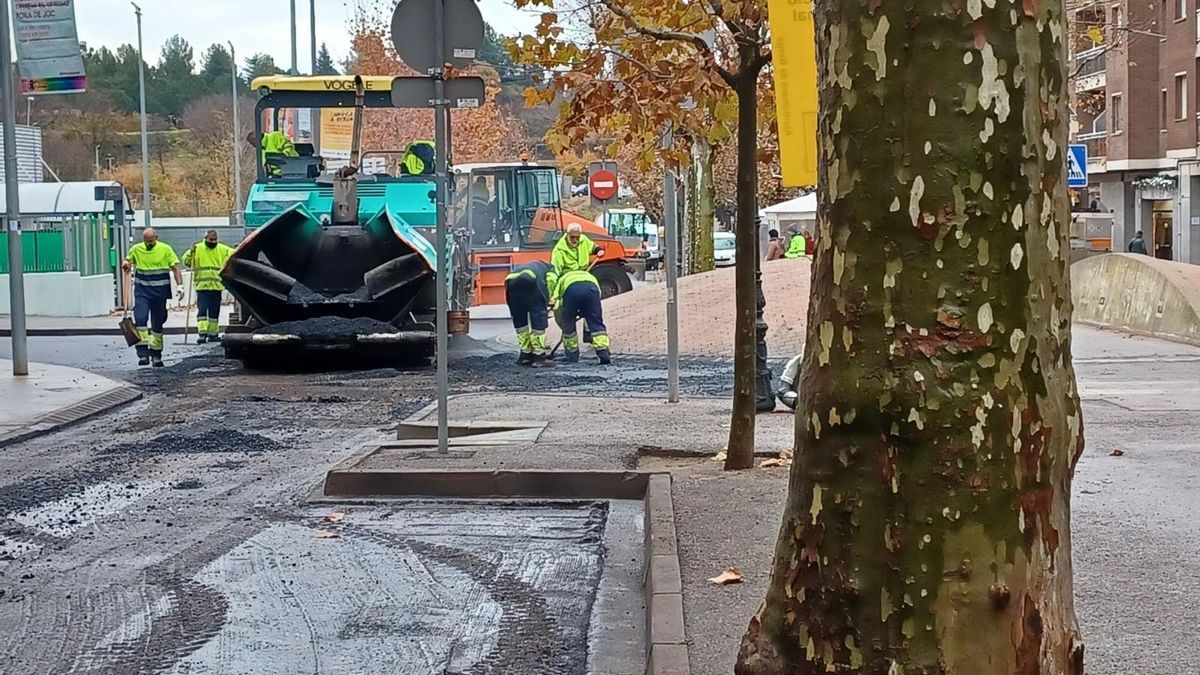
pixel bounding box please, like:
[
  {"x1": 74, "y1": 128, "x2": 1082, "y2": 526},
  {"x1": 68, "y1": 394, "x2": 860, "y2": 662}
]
[
  {"x1": 0, "y1": 181, "x2": 131, "y2": 216},
  {"x1": 760, "y1": 193, "x2": 817, "y2": 218}
]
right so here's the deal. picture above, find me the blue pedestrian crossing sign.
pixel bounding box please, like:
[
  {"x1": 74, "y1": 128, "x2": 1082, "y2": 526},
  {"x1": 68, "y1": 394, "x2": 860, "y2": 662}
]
[{"x1": 1067, "y1": 144, "x2": 1088, "y2": 188}]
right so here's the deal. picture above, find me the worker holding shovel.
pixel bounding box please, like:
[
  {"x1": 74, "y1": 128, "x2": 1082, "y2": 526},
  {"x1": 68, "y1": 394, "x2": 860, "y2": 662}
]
[
  {"x1": 122, "y1": 228, "x2": 183, "y2": 367},
  {"x1": 183, "y1": 230, "x2": 235, "y2": 344}
]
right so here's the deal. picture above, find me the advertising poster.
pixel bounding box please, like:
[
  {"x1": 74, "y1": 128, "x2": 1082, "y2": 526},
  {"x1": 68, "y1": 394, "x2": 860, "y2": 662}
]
[
  {"x1": 320, "y1": 108, "x2": 356, "y2": 170},
  {"x1": 13, "y1": 0, "x2": 87, "y2": 94}
]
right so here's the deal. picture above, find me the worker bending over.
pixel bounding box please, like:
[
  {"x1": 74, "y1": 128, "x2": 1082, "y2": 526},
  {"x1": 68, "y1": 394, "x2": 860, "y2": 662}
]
[
  {"x1": 505, "y1": 260, "x2": 552, "y2": 366},
  {"x1": 552, "y1": 268, "x2": 611, "y2": 365},
  {"x1": 552, "y1": 222, "x2": 596, "y2": 273},
  {"x1": 122, "y1": 228, "x2": 183, "y2": 367},
  {"x1": 183, "y1": 229, "x2": 234, "y2": 344}
]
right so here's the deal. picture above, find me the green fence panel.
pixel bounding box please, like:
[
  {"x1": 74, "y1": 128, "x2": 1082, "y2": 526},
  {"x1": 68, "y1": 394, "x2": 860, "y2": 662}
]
[{"x1": 0, "y1": 231, "x2": 67, "y2": 274}]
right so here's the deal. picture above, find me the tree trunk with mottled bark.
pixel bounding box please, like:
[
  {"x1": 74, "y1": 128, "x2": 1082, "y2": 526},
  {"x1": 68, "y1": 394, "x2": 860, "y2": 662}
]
[
  {"x1": 691, "y1": 136, "x2": 716, "y2": 273},
  {"x1": 736, "y1": 0, "x2": 1085, "y2": 670},
  {"x1": 726, "y1": 68, "x2": 763, "y2": 471}
]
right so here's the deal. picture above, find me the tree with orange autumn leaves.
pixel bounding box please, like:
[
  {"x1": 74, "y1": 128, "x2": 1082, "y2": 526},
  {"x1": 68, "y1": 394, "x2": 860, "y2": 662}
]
[
  {"x1": 348, "y1": 2, "x2": 530, "y2": 164},
  {"x1": 509, "y1": 0, "x2": 775, "y2": 469}
]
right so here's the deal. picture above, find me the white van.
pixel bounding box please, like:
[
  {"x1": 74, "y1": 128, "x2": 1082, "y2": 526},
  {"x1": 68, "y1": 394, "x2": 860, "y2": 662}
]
[{"x1": 714, "y1": 232, "x2": 736, "y2": 267}]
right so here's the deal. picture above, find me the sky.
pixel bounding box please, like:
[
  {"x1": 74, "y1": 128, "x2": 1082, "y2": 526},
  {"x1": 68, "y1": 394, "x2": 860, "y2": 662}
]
[{"x1": 72, "y1": 0, "x2": 540, "y2": 71}]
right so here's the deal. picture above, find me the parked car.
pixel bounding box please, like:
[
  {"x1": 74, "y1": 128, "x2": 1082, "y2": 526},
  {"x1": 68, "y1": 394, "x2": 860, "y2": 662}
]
[{"x1": 714, "y1": 232, "x2": 736, "y2": 267}]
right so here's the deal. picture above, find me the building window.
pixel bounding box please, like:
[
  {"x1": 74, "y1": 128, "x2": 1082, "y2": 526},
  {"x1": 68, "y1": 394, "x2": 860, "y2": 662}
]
[
  {"x1": 1112, "y1": 93, "x2": 1123, "y2": 133},
  {"x1": 1176, "y1": 73, "x2": 1188, "y2": 120},
  {"x1": 1162, "y1": 89, "x2": 1169, "y2": 129},
  {"x1": 1177, "y1": 0, "x2": 1187, "y2": 21}
]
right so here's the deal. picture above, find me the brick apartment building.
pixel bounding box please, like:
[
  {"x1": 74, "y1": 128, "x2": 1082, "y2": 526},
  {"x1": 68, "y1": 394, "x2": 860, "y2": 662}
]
[{"x1": 1071, "y1": 0, "x2": 1200, "y2": 263}]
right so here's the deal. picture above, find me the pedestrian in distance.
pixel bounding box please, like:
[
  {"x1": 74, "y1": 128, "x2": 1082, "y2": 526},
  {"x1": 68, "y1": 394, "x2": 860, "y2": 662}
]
[
  {"x1": 122, "y1": 228, "x2": 183, "y2": 367},
  {"x1": 765, "y1": 229, "x2": 785, "y2": 261},
  {"x1": 505, "y1": 260, "x2": 553, "y2": 366},
  {"x1": 183, "y1": 230, "x2": 235, "y2": 344},
  {"x1": 1128, "y1": 231, "x2": 1149, "y2": 255},
  {"x1": 783, "y1": 226, "x2": 808, "y2": 259},
  {"x1": 552, "y1": 268, "x2": 611, "y2": 365}
]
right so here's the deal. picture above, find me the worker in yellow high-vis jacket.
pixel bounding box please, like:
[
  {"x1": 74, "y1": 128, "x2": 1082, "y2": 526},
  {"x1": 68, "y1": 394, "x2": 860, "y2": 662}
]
[
  {"x1": 183, "y1": 230, "x2": 235, "y2": 344},
  {"x1": 122, "y1": 228, "x2": 183, "y2": 367},
  {"x1": 551, "y1": 268, "x2": 611, "y2": 365}
]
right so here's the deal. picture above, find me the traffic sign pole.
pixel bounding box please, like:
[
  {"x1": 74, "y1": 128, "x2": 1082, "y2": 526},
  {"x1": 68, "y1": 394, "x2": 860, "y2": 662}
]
[{"x1": 1, "y1": 0, "x2": 29, "y2": 376}]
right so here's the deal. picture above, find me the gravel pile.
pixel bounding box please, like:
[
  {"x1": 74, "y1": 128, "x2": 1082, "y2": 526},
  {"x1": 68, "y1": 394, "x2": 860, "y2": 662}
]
[
  {"x1": 99, "y1": 430, "x2": 285, "y2": 456},
  {"x1": 254, "y1": 317, "x2": 401, "y2": 340}
]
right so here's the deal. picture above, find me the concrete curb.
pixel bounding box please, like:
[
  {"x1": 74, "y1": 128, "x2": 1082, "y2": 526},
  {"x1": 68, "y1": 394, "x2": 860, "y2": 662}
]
[
  {"x1": 0, "y1": 384, "x2": 142, "y2": 448},
  {"x1": 644, "y1": 473, "x2": 690, "y2": 674}
]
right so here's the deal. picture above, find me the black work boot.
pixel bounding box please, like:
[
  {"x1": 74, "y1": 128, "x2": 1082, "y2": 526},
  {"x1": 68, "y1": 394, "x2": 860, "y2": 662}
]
[
  {"x1": 564, "y1": 351, "x2": 580, "y2": 363},
  {"x1": 151, "y1": 355, "x2": 164, "y2": 368},
  {"x1": 596, "y1": 349, "x2": 611, "y2": 365},
  {"x1": 517, "y1": 352, "x2": 534, "y2": 366},
  {"x1": 137, "y1": 356, "x2": 150, "y2": 367},
  {"x1": 197, "y1": 335, "x2": 208, "y2": 345}
]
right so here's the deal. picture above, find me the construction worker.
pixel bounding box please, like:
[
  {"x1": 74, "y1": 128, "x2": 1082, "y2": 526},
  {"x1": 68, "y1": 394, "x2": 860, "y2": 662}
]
[
  {"x1": 552, "y1": 267, "x2": 611, "y2": 365},
  {"x1": 551, "y1": 222, "x2": 596, "y2": 273},
  {"x1": 400, "y1": 140, "x2": 436, "y2": 175},
  {"x1": 246, "y1": 130, "x2": 298, "y2": 176},
  {"x1": 183, "y1": 229, "x2": 234, "y2": 344},
  {"x1": 783, "y1": 227, "x2": 808, "y2": 258},
  {"x1": 505, "y1": 260, "x2": 553, "y2": 366},
  {"x1": 122, "y1": 228, "x2": 183, "y2": 367}
]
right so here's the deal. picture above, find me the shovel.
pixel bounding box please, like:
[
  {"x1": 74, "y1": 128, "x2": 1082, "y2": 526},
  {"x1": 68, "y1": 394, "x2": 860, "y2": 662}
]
[{"x1": 118, "y1": 272, "x2": 140, "y2": 347}]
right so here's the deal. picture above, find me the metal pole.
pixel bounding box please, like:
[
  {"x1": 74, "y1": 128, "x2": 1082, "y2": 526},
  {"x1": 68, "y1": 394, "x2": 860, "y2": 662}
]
[
  {"x1": 229, "y1": 42, "x2": 243, "y2": 225},
  {"x1": 433, "y1": 0, "x2": 449, "y2": 452},
  {"x1": 1, "y1": 0, "x2": 28, "y2": 376},
  {"x1": 289, "y1": 0, "x2": 299, "y2": 75},
  {"x1": 25, "y1": 97, "x2": 31, "y2": 125},
  {"x1": 132, "y1": 3, "x2": 151, "y2": 229},
  {"x1": 663, "y1": 127, "x2": 679, "y2": 402},
  {"x1": 94, "y1": 145, "x2": 100, "y2": 178},
  {"x1": 754, "y1": 215, "x2": 775, "y2": 411},
  {"x1": 310, "y1": 0, "x2": 318, "y2": 71}
]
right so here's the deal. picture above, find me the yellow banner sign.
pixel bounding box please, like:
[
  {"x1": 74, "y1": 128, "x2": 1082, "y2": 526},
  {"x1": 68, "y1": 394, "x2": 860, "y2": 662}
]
[{"x1": 768, "y1": 0, "x2": 818, "y2": 187}]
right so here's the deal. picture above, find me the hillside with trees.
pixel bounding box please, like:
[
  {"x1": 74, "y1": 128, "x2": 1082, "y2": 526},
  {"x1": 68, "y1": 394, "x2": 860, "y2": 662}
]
[{"x1": 2, "y1": 23, "x2": 538, "y2": 218}]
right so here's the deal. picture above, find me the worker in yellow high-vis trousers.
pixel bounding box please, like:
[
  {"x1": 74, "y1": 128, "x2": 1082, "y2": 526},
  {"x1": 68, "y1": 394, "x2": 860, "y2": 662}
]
[
  {"x1": 551, "y1": 268, "x2": 611, "y2": 365},
  {"x1": 122, "y1": 228, "x2": 183, "y2": 367},
  {"x1": 183, "y1": 230, "x2": 235, "y2": 344},
  {"x1": 504, "y1": 260, "x2": 552, "y2": 366}
]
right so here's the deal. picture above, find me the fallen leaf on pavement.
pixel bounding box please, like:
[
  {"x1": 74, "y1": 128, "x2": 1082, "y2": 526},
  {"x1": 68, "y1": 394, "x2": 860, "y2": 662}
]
[
  {"x1": 322, "y1": 512, "x2": 345, "y2": 524},
  {"x1": 760, "y1": 458, "x2": 791, "y2": 468},
  {"x1": 713, "y1": 450, "x2": 727, "y2": 462},
  {"x1": 1109, "y1": 449, "x2": 1125, "y2": 457},
  {"x1": 708, "y1": 567, "x2": 744, "y2": 585},
  {"x1": 315, "y1": 529, "x2": 340, "y2": 539},
  {"x1": 779, "y1": 448, "x2": 795, "y2": 460}
]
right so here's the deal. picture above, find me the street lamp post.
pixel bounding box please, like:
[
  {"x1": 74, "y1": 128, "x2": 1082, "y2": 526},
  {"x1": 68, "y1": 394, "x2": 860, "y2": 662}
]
[
  {"x1": 289, "y1": 0, "x2": 298, "y2": 75},
  {"x1": 1, "y1": 0, "x2": 28, "y2": 375},
  {"x1": 229, "y1": 42, "x2": 243, "y2": 225},
  {"x1": 25, "y1": 97, "x2": 33, "y2": 125},
  {"x1": 132, "y1": 2, "x2": 151, "y2": 228},
  {"x1": 754, "y1": 215, "x2": 774, "y2": 411}
]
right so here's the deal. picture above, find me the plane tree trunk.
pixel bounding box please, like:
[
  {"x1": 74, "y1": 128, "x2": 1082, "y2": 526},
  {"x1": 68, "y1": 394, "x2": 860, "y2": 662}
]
[{"x1": 735, "y1": 0, "x2": 1085, "y2": 670}]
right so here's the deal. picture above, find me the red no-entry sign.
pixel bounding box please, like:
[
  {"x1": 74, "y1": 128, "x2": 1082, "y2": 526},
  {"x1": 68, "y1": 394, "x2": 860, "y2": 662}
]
[{"x1": 589, "y1": 169, "x2": 619, "y2": 202}]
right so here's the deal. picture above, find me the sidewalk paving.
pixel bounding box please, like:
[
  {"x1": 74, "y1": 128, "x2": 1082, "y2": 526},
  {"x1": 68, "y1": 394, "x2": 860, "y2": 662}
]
[
  {"x1": 0, "y1": 358, "x2": 141, "y2": 446},
  {"x1": 398, "y1": 326, "x2": 1200, "y2": 675}
]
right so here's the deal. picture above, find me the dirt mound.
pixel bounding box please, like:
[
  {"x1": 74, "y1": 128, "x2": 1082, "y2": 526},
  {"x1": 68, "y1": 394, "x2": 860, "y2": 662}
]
[{"x1": 601, "y1": 258, "x2": 812, "y2": 357}]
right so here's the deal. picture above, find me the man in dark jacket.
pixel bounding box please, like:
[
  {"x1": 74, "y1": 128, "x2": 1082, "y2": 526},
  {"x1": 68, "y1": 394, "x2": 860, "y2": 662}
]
[{"x1": 1128, "y1": 231, "x2": 1149, "y2": 255}]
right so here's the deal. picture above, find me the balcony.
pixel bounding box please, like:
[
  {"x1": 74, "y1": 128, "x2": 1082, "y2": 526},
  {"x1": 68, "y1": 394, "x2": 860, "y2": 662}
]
[
  {"x1": 1076, "y1": 132, "x2": 1108, "y2": 161},
  {"x1": 1073, "y1": 47, "x2": 1107, "y2": 92}
]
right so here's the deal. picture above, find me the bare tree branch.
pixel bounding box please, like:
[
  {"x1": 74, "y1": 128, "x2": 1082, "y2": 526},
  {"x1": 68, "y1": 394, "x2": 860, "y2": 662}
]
[{"x1": 595, "y1": 0, "x2": 735, "y2": 83}]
